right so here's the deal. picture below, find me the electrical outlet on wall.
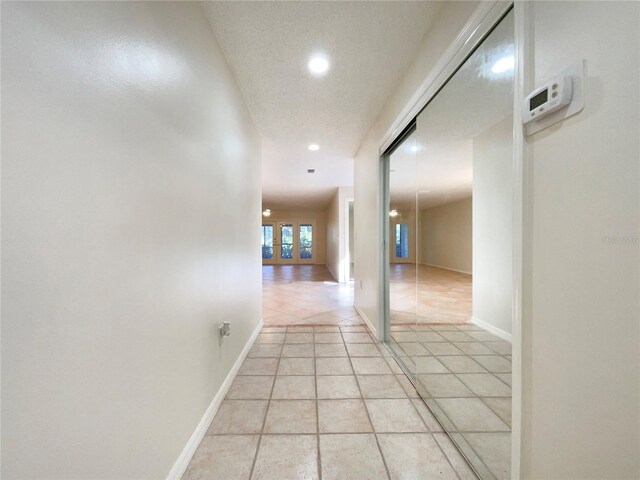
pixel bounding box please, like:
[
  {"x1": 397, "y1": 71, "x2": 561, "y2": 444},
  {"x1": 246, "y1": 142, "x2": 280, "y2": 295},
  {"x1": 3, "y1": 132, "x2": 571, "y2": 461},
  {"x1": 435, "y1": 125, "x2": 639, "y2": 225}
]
[{"x1": 219, "y1": 321, "x2": 231, "y2": 337}]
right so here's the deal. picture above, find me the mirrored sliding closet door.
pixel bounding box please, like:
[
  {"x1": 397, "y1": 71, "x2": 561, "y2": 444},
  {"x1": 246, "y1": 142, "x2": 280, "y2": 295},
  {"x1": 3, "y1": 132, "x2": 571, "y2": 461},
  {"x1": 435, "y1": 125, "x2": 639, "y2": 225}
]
[{"x1": 384, "y1": 9, "x2": 515, "y2": 480}]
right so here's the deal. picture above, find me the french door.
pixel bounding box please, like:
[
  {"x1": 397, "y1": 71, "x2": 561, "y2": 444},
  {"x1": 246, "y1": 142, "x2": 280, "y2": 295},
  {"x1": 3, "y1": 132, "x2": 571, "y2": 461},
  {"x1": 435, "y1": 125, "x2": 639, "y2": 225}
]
[
  {"x1": 262, "y1": 221, "x2": 314, "y2": 264},
  {"x1": 261, "y1": 223, "x2": 276, "y2": 265},
  {"x1": 276, "y1": 222, "x2": 297, "y2": 264}
]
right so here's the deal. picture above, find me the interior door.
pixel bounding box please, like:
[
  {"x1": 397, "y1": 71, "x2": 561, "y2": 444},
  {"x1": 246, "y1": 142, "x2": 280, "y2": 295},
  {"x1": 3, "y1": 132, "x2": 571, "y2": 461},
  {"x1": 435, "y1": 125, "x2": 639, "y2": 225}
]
[{"x1": 276, "y1": 222, "x2": 297, "y2": 264}]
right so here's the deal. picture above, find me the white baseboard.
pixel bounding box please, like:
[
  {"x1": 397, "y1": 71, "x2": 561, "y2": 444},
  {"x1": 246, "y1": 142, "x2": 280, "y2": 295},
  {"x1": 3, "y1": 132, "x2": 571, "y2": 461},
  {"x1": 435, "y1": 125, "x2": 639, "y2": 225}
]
[
  {"x1": 425, "y1": 263, "x2": 472, "y2": 275},
  {"x1": 471, "y1": 316, "x2": 511, "y2": 343},
  {"x1": 166, "y1": 319, "x2": 264, "y2": 480},
  {"x1": 354, "y1": 305, "x2": 377, "y2": 339},
  {"x1": 325, "y1": 263, "x2": 339, "y2": 283}
]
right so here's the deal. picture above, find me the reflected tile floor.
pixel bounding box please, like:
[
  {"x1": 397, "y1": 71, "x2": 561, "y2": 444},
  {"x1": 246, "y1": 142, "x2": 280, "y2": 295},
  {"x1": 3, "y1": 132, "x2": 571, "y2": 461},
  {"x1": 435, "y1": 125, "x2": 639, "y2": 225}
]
[
  {"x1": 262, "y1": 265, "x2": 363, "y2": 326},
  {"x1": 390, "y1": 323, "x2": 511, "y2": 480},
  {"x1": 390, "y1": 264, "x2": 472, "y2": 325},
  {"x1": 183, "y1": 325, "x2": 478, "y2": 480}
]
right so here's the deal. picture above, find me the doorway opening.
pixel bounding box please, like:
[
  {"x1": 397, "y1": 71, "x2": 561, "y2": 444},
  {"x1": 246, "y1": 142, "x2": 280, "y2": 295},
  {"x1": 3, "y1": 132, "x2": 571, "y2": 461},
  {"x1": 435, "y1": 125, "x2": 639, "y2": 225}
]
[{"x1": 345, "y1": 198, "x2": 355, "y2": 282}]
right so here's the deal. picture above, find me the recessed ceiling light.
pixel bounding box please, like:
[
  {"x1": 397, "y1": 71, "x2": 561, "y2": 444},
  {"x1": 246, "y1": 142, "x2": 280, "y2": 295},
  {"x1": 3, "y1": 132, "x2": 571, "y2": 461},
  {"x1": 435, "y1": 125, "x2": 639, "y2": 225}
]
[
  {"x1": 411, "y1": 145, "x2": 419, "y2": 152},
  {"x1": 308, "y1": 55, "x2": 330, "y2": 75},
  {"x1": 491, "y1": 55, "x2": 514, "y2": 74},
  {"x1": 389, "y1": 209, "x2": 398, "y2": 217},
  {"x1": 262, "y1": 209, "x2": 271, "y2": 217},
  {"x1": 308, "y1": 144, "x2": 319, "y2": 151}
]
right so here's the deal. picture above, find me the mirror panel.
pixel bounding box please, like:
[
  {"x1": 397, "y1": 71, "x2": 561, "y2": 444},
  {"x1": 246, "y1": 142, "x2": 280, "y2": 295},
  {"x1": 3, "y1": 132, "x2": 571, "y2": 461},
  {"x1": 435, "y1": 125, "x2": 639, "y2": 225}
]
[
  {"x1": 384, "y1": 9, "x2": 515, "y2": 480},
  {"x1": 387, "y1": 131, "x2": 418, "y2": 374}
]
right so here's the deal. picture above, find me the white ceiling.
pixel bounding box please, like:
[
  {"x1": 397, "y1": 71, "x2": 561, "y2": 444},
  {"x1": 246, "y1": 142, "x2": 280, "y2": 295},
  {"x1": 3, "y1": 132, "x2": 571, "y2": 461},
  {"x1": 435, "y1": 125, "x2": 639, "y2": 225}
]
[
  {"x1": 390, "y1": 9, "x2": 514, "y2": 210},
  {"x1": 202, "y1": 1, "x2": 445, "y2": 210}
]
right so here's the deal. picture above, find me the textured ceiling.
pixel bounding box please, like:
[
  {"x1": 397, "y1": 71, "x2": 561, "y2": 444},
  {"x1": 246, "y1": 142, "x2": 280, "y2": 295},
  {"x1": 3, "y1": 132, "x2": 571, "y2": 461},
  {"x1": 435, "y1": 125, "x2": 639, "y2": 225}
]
[{"x1": 202, "y1": 1, "x2": 445, "y2": 210}]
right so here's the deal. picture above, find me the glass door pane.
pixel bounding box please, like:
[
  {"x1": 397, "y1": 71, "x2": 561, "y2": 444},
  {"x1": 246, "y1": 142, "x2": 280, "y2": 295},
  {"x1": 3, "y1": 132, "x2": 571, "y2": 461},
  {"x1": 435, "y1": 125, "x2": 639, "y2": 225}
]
[
  {"x1": 277, "y1": 223, "x2": 296, "y2": 264},
  {"x1": 299, "y1": 223, "x2": 313, "y2": 261},
  {"x1": 262, "y1": 224, "x2": 275, "y2": 264}
]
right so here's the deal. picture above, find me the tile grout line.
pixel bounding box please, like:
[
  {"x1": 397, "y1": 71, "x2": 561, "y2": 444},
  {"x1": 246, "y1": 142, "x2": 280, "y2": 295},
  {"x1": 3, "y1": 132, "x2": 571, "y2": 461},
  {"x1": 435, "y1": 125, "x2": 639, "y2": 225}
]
[
  {"x1": 266, "y1": 268, "x2": 505, "y2": 477},
  {"x1": 205, "y1": 429, "x2": 509, "y2": 436},
  {"x1": 452, "y1": 370, "x2": 513, "y2": 398},
  {"x1": 410, "y1": 400, "x2": 466, "y2": 480},
  {"x1": 237, "y1": 324, "x2": 506, "y2": 479},
  {"x1": 341, "y1": 327, "x2": 392, "y2": 480},
  {"x1": 390, "y1": 331, "x2": 511, "y2": 415},
  {"x1": 423, "y1": 386, "x2": 503, "y2": 478},
  {"x1": 262, "y1": 270, "x2": 498, "y2": 475},
  {"x1": 389, "y1": 349, "x2": 465, "y2": 479},
  {"x1": 246, "y1": 328, "x2": 284, "y2": 480},
  {"x1": 313, "y1": 328, "x2": 322, "y2": 480},
  {"x1": 206, "y1": 429, "x2": 508, "y2": 435},
  {"x1": 385, "y1": 327, "x2": 484, "y2": 480}
]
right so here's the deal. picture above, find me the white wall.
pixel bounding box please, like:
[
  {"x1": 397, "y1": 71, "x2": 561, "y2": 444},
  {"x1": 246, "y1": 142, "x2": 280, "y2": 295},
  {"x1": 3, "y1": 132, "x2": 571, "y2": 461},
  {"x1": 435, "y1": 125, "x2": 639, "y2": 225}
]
[
  {"x1": 473, "y1": 116, "x2": 513, "y2": 336},
  {"x1": 326, "y1": 187, "x2": 354, "y2": 282},
  {"x1": 353, "y1": 0, "x2": 480, "y2": 335},
  {"x1": 419, "y1": 197, "x2": 472, "y2": 273},
  {"x1": 521, "y1": 2, "x2": 640, "y2": 478},
  {"x1": 326, "y1": 189, "x2": 340, "y2": 280},
  {"x1": 1, "y1": 3, "x2": 262, "y2": 479}
]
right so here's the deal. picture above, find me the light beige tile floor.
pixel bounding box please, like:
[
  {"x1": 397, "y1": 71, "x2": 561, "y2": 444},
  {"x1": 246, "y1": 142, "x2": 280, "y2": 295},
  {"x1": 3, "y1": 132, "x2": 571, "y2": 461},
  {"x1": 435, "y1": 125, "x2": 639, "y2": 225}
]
[
  {"x1": 183, "y1": 325, "x2": 478, "y2": 480},
  {"x1": 262, "y1": 265, "x2": 363, "y2": 326},
  {"x1": 390, "y1": 264, "x2": 472, "y2": 325},
  {"x1": 388, "y1": 323, "x2": 512, "y2": 479},
  {"x1": 185, "y1": 263, "x2": 511, "y2": 480},
  {"x1": 385, "y1": 263, "x2": 511, "y2": 479}
]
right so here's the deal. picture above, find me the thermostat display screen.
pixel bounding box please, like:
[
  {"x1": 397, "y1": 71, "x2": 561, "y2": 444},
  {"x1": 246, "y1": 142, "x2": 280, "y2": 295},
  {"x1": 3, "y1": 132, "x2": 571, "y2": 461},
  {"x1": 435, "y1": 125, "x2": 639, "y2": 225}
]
[
  {"x1": 522, "y1": 67, "x2": 578, "y2": 128},
  {"x1": 530, "y1": 89, "x2": 548, "y2": 110}
]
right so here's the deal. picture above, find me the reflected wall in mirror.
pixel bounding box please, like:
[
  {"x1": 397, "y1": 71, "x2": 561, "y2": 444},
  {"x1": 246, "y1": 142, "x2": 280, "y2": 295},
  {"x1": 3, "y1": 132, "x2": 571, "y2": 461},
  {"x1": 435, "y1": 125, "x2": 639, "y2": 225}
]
[{"x1": 384, "y1": 9, "x2": 514, "y2": 480}]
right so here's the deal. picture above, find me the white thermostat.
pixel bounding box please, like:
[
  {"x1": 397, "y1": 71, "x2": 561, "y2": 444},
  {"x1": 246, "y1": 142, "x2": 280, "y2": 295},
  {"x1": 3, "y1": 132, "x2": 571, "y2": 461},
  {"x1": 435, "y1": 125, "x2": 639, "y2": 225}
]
[
  {"x1": 522, "y1": 60, "x2": 585, "y2": 136},
  {"x1": 523, "y1": 75, "x2": 573, "y2": 124}
]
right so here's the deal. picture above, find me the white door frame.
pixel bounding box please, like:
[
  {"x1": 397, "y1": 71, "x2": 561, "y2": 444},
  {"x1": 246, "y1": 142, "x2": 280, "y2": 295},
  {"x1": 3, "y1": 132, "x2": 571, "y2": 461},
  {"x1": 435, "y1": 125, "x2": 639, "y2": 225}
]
[{"x1": 376, "y1": 1, "x2": 526, "y2": 477}]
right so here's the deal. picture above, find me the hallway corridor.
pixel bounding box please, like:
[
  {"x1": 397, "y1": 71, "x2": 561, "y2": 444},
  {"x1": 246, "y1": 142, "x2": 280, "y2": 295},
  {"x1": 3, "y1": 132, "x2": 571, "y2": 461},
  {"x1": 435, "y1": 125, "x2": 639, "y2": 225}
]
[
  {"x1": 263, "y1": 265, "x2": 362, "y2": 327},
  {"x1": 183, "y1": 325, "x2": 477, "y2": 480},
  {"x1": 4, "y1": 2, "x2": 639, "y2": 479}
]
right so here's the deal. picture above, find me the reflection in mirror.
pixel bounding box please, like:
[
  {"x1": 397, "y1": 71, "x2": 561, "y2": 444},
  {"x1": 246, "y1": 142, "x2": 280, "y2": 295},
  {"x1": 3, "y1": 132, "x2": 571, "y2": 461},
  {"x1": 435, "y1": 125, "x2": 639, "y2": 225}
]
[
  {"x1": 395, "y1": 224, "x2": 410, "y2": 258},
  {"x1": 387, "y1": 130, "x2": 417, "y2": 373},
  {"x1": 384, "y1": 9, "x2": 514, "y2": 480}
]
